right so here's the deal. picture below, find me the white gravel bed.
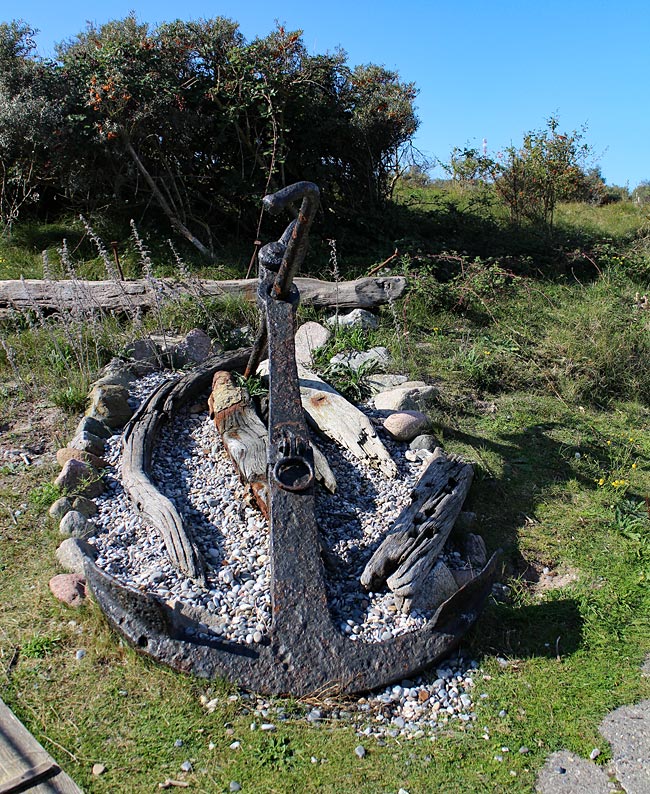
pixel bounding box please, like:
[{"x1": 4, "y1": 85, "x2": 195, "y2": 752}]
[{"x1": 90, "y1": 370, "x2": 446, "y2": 644}]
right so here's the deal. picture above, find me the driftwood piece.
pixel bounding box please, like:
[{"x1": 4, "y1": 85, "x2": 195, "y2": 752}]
[
  {"x1": 360, "y1": 448, "x2": 473, "y2": 598},
  {"x1": 0, "y1": 276, "x2": 407, "y2": 312},
  {"x1": 121, "y1": 349, "x2": 250, "y2": 582},
  {"x1": 208, "y1": 370, "x2": 270, "y2": 517},
  {"x1": 208, "y1": 371, "x2": 336, "y2": 504},
  {"x1": 258, "y1": 361, "x2": 397, "y2": 478}
]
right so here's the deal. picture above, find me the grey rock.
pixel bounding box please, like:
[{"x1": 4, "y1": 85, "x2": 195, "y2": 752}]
[
  {"x1": 72, "y1": 496, "x2": 98, "y2": 518},
  {"x1": 180, "y1": 760, "x2": 192, "y2": 773},
  {"x1": 410, "y1": 561, "x2": 459, "y2": 613},
  {"x1": 409, "y1": 434, "x2": 440, "y2": 452},
  {"x1": 465, "y1": 534, "x2": 488, "y2": 568},
  {"x1": 326, "y1": 308, "x2": 379, "y2": 330},
  {"x1": 454, "y1": 511, "x2": 478, "y2": 533},
  {"x1": 49, "y1": 497, "x2": 73, "y2": 520},
  {"x1": 373, "y1": 383, "x2": 437, "y2": 412},
  {"x1": 92, "y1": 368, "x2": 137, "y2": 390},
  {"x1": 75, "y1": 415, "x2": 112, "y2": 440},
  {"x1": 54, "y1": 459, "x2": 105, "y2": 498},
  {"x1": 354, "y1": 745, "x2": 366, "y2": 759},
  {"x1": 173, "y1": 328, "x2": 216, "y2": 368},
  {"x1": 382, "y1": 410, "x2": 430, "y2": 442},
  {"x1": 294, "y1": 321, "x2": 331, "y2": 366},
  {"x1": 87, "y1": 384, "x2": 133, "y2": 428},
  {"x1": 330, "y1": 346, "x2": 392, "y2": 373},
  {"x1": 600, "y1": 699, "x2": 650, "y2": 794},
  {"x1": 69, "y1": 431, "x2": 105, "y2": 458},
  {"x1": 365, "y1": 374, "x2": 408, "y2": 395},
  {"x1": 125, "y1": 338, "x2": 161, "y2": 366},
  {"x1": 75, "y1": 648, "x2": 87, "y2": 659},
  {"x1": 229, "y1": 783, "x2": 242, "y2": 792},
  {"x1": 59, "y1": 510, "x2": 90, "y2": 538},
  {"x1": 535, "y1": 751, "x2": 611, "y2": 793},
  {"x1": 56, "y1": 537, "x2": 97, "y2": 575}
]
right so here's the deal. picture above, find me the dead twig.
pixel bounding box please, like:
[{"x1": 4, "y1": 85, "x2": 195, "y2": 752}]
[{"x1": 367, "y1": 248, "x2": 399, "y2": 276}]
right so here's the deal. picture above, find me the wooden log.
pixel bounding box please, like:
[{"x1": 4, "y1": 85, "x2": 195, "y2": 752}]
[
  {"x1": 208, "y1": 370, "x2": 270, "y2": 517},
  {"x1": 258, "y1": 361, "x2": 397, "y2": 478},
  {"x1": 208, "y1": 371, "x2": 336, "y2": 504},
  {"x1": 360, "y1": 449, "x2": 473, "y2": 598},
  {"x1": 0, "y1": 275, "x2": 407, "y2": 312},
  {"x1": 121, "y1": 349, "x2": 250, "y2": 582}
]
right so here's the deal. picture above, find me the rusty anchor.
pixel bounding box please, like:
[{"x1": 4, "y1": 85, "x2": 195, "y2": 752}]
[{"x1": 84, "y1": 182, "x2": 500, "y2": 697}]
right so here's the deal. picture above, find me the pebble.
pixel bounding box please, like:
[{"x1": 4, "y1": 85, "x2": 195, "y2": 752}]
[
  {"x1": 92, "y1": 763, "x2": 106, "y2": 776},
  {"x1": 229, "y1": 741, "x2": 241, "y2": 750},
  {"x1": 354, "y1": 745, "x2": 366, "y2": 759},
  {"x1": 229, "y1": 783, "x2": 241, "y2": 793},
  {"x1": 75, "y1": 649, "x2": 86, "y2": 660},
  {"x1": 589, "y1": 747, "x2": 601, "y2": 760},
  {"x1": 174, "y1": 739, "x2": 183, "y2": 748},
  {"x1": 180, "y1": 760, "x2": 192, "y2": 772}
]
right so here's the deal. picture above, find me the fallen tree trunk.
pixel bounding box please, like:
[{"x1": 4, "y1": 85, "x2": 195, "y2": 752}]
[
  {"x1": 361, "y1": 449, "x2": 473, "y2": 606},
  {"x1": 0, "y1": 276, "x2": 407, "y2": 312}
]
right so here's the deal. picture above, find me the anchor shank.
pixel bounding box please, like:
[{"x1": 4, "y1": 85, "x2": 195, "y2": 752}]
[{"x1": 262, "y1": 271, "x2": 331, "y2": 640}]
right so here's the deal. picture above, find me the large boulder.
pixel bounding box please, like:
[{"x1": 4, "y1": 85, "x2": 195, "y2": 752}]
[
  {"x1": 56, "y1": 448, "x2": 105, "y2": 470},
  {"x1": 173, "y1": 328, "x2": 217, "y2": 368},
  {"x1": 326, "y1": 308, "x2": 379, "y2": 331},
  {"x1": 410, "y1": 561, "x2": 459, "y2": 613},
  {"x1": 49, "y1": 497, "x2": 73, "y2": 521},
  {"x1": 59, "y1": 509, "x2": 92, "y2": 538},
  {"x1": 56, "y1": 537, "x2": 97, "y2": 575},
  {"x1": 75, "y1": 415, "x2": 112, "y2": 441},
  {"x1": 373, "y1": 382, "x2": 438, "y2": 412},
  {"x1": 69, "y1": 431, "x2": 106, "y2": 458}
]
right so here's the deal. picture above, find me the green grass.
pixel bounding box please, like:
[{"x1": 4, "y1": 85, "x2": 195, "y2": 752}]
[{"x1": 1, "y1": 197, "x2": 650, "y2": 791}]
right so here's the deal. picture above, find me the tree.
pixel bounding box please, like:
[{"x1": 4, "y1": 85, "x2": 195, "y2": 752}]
[
  {"x1": 491, "y1": 117, "x2": 592, "y2": 231},
  {"x1": 0, "y1": 16, "x2": 420, "y2": 253}
]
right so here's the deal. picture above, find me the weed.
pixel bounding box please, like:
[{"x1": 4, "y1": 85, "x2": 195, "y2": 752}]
[
  {"x1": 21, "y1": 635, "x2": 61, "y2": 659},
  {"x1": 319, "y1": 358, "x2": 378, "y2": 403},
  {"x1": 232, "y1": 371, "x2": 268, "y2": 398},
  {"x1": 28, "y1": 482, "x2": 62, "y2": 511},
  {"x1": 256, "y1": 735, "x2": 294, "y2": 769}
]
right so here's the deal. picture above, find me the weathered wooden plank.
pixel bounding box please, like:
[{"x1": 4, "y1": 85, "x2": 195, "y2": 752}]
[
  {"x1": 258, "y1": 361, "x2": 396, "y2": 478},
  {"x1": 0, "y1": 276, "x2": 407, "y2": 312},
  {"x1": 121, "y1": 349, "x2": 250, "y2": 582},
  {"x1": 361, "y1": 449, "x2": 473, "y2": 599},
  {"x1": 0, "y1": 698, "x2": 82, "y2": 793}
]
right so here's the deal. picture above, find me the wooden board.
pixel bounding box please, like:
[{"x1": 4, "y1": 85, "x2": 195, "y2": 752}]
[{"x1": 0, "y1": 698, "x2": 82, "y2": 793}]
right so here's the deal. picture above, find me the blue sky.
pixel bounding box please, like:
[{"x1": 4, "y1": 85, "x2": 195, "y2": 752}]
[{"x1": 9, "y1": 0, "x2": 650, "y2": 187}]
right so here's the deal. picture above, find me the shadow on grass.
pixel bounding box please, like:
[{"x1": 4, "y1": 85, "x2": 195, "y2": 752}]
[{"x1": 470, "y1": 598, "x2": 584, "y2": 661}]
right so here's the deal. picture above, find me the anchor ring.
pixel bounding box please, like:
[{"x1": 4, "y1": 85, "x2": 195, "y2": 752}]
[{"x1": 272, "y1": 456, "x2": 314, "y2": 492}]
